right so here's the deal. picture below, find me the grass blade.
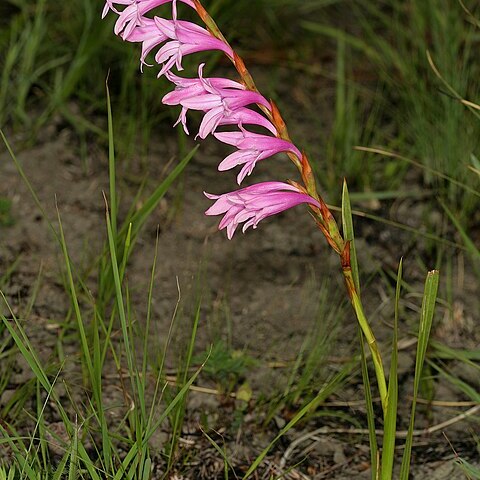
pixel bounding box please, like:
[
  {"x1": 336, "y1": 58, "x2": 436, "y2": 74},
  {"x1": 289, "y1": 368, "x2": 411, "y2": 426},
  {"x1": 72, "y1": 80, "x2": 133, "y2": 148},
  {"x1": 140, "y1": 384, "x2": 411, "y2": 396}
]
[
  {"x1": 106, "y1": 78, "x2": 117, "y2": 239},
  {"x1": 105, "y1": 200, "x2": 136, "y2": 392},
  {"x1": 400, "y1": 270, "x2": 439, "y2": 479},
  {"x1": 167, "y1": 299, "x2": 202, "y2": 472},
  {"x1": 455, "y1": 457, "x2": 480, "y2": 479},
  {"x1": 342, "y1": 179, "x2": 360, "y2": 292},
  {"x1": 56, "y1": 203, "x2": 95, "y2": 383},
  {"x1": 202, "y1": 428, "x2": 232, "y2": 480},
  {"x1": 98, "y1": 145, "x2": 198, "y2": 306},
  {"x1": 359, "y1": 330, "x2": 378, "y2": 480},
  {"x1": 67, "y1": 420, "x2": 78, "y2": 480},
  {"x1": 243, "y1": 360, "x2": 354, "y2": 479},
  {"x1": 439, "y1": 198, "x2": 480, "y2": 276},
  {"x1": 380, "y1": 259, "x2": 401, "y2": 479},
  {"x1": 343, "y1": 179, "x2": 379, "y2": 478},
  {"x1": 127, "y1": 145, "x2": 198, "y2": 239},
  {"x1": 112, "y1": 359, "x2": 207, "y2": 480}
]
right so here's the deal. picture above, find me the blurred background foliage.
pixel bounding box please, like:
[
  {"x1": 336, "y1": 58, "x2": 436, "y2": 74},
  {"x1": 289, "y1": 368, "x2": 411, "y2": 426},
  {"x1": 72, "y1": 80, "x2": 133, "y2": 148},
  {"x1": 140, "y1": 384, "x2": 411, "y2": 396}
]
[{"x1": 1, "y1": 0, "x2": 479, "y2": 225}]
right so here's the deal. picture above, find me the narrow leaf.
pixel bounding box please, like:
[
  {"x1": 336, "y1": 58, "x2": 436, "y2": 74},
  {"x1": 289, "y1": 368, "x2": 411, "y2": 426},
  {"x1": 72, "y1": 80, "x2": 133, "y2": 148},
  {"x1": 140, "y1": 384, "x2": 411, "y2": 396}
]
[
  {"x1": 359, "y1": 329, "x2": 378, "y2": 480},
  {"x1": 342, "y1": 180, "x2": 360, "y2": 293},
  {"x1": 400, "y1": 270, "x2": 439, "y2": 479},
  {"x1": 381, "y1": 259, "x2": 402, "y2": 479}
]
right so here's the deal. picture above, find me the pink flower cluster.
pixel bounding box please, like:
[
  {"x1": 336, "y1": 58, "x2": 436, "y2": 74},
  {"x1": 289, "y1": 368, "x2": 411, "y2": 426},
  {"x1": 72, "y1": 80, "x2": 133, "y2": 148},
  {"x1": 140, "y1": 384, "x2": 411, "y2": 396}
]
[{"x1": 103, "y1": 0, "x2": 319, "y2": 238}]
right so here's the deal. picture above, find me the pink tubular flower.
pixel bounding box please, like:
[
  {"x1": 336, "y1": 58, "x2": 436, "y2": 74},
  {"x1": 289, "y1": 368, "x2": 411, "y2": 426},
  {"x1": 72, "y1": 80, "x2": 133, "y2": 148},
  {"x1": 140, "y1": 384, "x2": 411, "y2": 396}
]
[
  {"x1": 103, "y1": 0, "x2": 230, "y2": 75},
  {"x1": 214, "y1": 128, "x2": 302, "y2": 184},
  {"x1": 153, "y1": 1, "x2": 234, "y2": 77},
  {"x1": 119, "y1": 18, "x2": 218, "y2": 70},
  {"x1": 122, "y1": 19, "x2": 168, "y2": 67},
  {"x1": 102, "y1": 0, "x2": 137, "y2": 18},
  {"x1": 102, "y1": 0, "x2": 195, "y2": 39},
  {"x1": 215, "y1": 108, "x2": 277, "y2": 135},
  {"x1": 162, "y1": 65, "x2": 272, "y2": 138},
  {"x1": 205, "y1": 182, "x2": 320, "y2": 239}
]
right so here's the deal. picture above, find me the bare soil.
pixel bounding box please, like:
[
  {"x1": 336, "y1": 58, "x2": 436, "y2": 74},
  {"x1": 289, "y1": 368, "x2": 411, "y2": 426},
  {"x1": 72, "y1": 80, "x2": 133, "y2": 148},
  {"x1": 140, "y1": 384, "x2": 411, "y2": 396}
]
[{"x1": 0, "y1": 107, "x2": 479, "y2": 478}]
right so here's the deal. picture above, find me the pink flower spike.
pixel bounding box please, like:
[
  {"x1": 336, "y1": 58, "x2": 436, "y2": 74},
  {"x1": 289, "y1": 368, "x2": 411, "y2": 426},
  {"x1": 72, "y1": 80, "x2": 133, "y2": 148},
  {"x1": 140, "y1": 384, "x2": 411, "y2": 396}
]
[
  {"x1": 205, "y1": 182, "x2": 320, "y2": 239},
  {"x1": 214, "y1": 130, "x2": 302, "y2": 184}
]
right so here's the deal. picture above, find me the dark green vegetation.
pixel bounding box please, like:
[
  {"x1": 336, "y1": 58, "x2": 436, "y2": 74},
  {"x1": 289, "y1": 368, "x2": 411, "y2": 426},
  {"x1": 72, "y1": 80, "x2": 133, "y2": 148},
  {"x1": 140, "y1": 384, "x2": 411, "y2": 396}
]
[{"x1": 0, "y1": 0, "x2": 479, "y2": 478}]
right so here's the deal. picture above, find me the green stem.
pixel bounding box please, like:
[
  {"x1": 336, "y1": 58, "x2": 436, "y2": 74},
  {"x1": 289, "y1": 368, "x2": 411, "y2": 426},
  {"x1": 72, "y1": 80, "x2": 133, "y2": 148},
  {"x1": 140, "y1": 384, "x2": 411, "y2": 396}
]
[{"x1": 344, "y1": 268, "x2": 388, "y2": 413}]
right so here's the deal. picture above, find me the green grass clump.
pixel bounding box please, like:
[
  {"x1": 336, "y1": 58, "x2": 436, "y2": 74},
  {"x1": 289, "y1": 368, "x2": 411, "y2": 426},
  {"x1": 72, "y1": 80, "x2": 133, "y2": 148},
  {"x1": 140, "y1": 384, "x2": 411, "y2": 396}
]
[
  {"x1": 304, "y1": 0, "x2": 480, "y2": 224},
  {"x1": 0, "y1": 0, "x2": 173, "y2": 153},
  {"x1": 0, "y1": 96, "x2": 199, "y2": 477},
  {"x1": 194, "y1": 340, "x2": 257, "y2": 395}
]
